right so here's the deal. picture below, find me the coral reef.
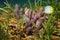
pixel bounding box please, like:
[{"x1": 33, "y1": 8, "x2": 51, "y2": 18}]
[{"x1": 0, "y1": 0, "x2": 60, "y2": 40}]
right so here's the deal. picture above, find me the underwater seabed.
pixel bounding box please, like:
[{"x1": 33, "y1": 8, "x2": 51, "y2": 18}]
[{"x1": 0, "y1": 0, "x2": 60, "y2": 40}]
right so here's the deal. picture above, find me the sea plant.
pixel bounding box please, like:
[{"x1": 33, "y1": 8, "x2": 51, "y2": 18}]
[
  {"x1": 36, "y1": 29, "x2": 44, "y2": 40},
  {"x1": 0, "y1": 0, "x2": 14, "y2": 13},
  {"x1": 42, "y1": 15, "x2": 55, "y2": 40},
  {"x1": 28, "y1": 0, "x2": 32, "y2": 9},
  {"x1": 28, "y1": 0, "x2": 43, "y2": 12},
  {"x1": 0, "y1": 0, "x2": 60, "y2": 40},
  {"x1": 0, "y1": 22, "x2": 9, "y2": 40}
]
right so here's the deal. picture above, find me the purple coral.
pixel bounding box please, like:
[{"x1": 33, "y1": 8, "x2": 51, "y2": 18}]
[
  {"x1": 31, "y1": 10, "x2": 35, "y2": 19},
  {"x1": 38, "y1": 7, "x2": 44, "y2": 17},
  {"x1": 14, "y1": 4, "x2": 23, "y2": 19},
  {"x1": 14, "y1": 4, "x2": 19, "y2": 16},
  {"x1": 13, "y1": 6, "x2": 46, "y2": 34},
  {"x1": 28, "y1": 9, "x2": 32, "y2": 19},
  {"x1": 18, "y1": 8, "x2": 23, "y2": 18}
]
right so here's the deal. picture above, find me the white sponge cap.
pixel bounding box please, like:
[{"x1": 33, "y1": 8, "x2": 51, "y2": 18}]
[{"x1": 44, "y1": 6, "x2": 54, "y2": 14}]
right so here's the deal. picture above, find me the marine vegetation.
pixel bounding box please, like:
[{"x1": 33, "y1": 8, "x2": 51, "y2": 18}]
[{"x1": 0, "y1": 0, "x2": 60, "y2": 40}]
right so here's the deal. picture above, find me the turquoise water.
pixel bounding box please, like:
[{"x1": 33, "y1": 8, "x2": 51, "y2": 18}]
[
  {"x1": 0, "y1": 0, "x2": 60, "y2": 9},
  {"x1": 0, "y1": 0, "x2": 34, "y2": 7},
  {"x1": 0, "y1": 0, "x2": 34, "y2": 4},
  {"x1": 0, "y1": 0, "x2": 60, "y2": 5},
  {"x1": 0, "y1": 0, "x2": 55, "y2": 7}
]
